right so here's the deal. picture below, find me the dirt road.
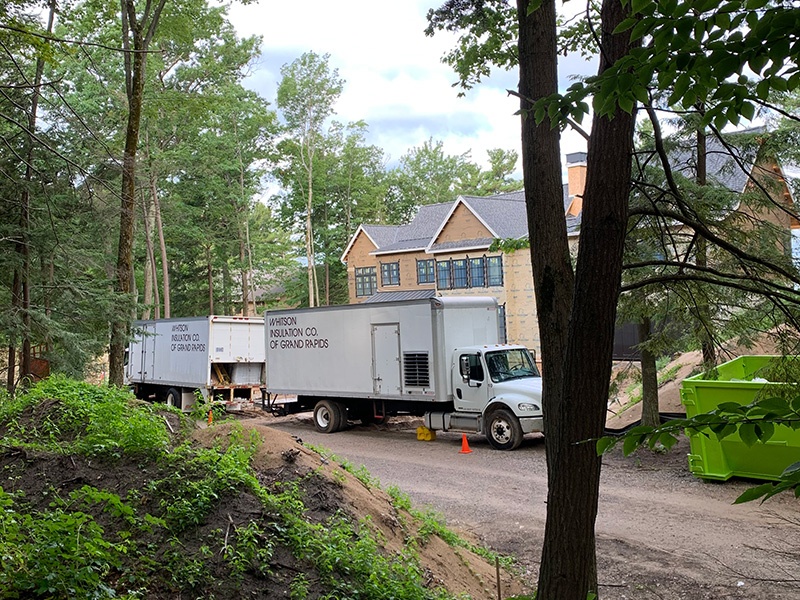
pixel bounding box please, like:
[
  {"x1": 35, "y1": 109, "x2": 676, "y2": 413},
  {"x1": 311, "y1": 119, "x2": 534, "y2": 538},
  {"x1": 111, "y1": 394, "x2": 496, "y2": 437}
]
[{"x1": 251, "y1": 411, "x2": 800, "y2": 599}]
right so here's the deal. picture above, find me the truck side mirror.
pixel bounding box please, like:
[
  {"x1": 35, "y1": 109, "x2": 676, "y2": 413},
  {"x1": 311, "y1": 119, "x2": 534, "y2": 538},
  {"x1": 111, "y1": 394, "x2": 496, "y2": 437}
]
[{"x1": 459, "y1": 355, "x2": 471, "y2": 383}]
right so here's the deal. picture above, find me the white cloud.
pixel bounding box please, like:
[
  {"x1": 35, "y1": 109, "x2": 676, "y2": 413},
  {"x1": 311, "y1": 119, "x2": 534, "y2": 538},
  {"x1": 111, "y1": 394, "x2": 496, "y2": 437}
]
[{"x1": 228, "y1": 0, "x2": 594, "y2": 175}]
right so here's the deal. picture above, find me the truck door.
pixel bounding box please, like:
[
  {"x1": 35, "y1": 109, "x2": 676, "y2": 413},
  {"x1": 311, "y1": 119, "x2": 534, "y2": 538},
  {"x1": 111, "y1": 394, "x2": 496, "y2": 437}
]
[
  {"x1": 371, "y1": 323, "x2": 401, "y2": 396},
  {"x1": 127, "y1": 322, "x2": 156, "y2": 383},
  {"x1": 454, "y1": 352, "x2": 489, "y2": 412}
]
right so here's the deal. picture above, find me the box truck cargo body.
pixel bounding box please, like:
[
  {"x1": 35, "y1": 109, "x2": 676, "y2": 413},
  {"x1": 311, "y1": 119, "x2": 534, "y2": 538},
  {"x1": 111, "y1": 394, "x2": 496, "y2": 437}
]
[
  {"x1": 125, "y1": 316, "x2": 265, "y2": 411},
  {"x1": 265, "y1": 297, "x2": 543, "y2": 450}
]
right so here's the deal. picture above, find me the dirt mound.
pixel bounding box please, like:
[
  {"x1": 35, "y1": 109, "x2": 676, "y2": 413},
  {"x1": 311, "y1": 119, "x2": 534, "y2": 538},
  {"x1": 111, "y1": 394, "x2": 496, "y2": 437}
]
[
  {"x1": 193, "y1": 422, "x2": 529, "y2": 599},
  {"x1": 0, "y1": 398, "x2": 528, "y2": 599},
  {"x1": 605, "y1": 331, "x2": 786, "y2": 429}
]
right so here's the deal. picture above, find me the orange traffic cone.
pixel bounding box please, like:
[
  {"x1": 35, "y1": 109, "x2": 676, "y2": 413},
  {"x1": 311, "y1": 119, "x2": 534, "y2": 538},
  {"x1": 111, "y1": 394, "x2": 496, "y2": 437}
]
[
  {"x1": 207, "y1": 409, "x2": 213, "y2": 425},
  {"x1": 459, "y1": 433, "x2": 472, "y2": 454}
]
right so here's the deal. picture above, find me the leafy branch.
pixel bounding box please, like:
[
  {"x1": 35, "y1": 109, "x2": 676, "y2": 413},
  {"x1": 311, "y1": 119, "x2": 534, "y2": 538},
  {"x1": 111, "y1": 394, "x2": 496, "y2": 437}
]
[{"x1": 597, "y1": 394, "x2": 800, "y2": 503}]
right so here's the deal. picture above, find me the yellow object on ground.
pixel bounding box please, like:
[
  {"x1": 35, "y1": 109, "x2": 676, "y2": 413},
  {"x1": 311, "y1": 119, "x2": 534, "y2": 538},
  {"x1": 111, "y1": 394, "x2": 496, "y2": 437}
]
[{"x1": 416, "y1": 426, "x2": 436, "y2": 441}]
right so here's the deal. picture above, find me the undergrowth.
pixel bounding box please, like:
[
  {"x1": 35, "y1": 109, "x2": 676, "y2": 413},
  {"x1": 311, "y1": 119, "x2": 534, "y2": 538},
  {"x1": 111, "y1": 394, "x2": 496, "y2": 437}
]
[{"x1": 0, "y1": 377, "x2": 475, "y2": 599}]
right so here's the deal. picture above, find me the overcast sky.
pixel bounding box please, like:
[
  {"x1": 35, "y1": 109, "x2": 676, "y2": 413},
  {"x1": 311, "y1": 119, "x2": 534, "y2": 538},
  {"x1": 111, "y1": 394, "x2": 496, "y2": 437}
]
[{"x1": 228, "y1": 0, "x2": 596, "y2": 174}]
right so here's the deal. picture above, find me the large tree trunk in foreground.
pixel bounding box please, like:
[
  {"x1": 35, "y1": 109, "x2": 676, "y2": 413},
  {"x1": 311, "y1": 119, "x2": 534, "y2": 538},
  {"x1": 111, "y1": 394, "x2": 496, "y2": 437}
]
[{"x1": 521, "y1": 0, "x2": 637, "y2": 597}]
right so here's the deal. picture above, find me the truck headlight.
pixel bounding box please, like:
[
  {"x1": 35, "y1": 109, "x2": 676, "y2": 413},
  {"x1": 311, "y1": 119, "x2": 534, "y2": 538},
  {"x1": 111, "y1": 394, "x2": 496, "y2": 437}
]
[{"x1": 518, "y1": 403, "x2": 540, "y2": 412}]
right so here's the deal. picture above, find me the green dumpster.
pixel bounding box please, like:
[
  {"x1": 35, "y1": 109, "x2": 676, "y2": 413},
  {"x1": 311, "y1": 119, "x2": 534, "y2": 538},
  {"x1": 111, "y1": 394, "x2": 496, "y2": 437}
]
[{"x1": 680, "y1": 355, "x2": 800, "y2": 481}]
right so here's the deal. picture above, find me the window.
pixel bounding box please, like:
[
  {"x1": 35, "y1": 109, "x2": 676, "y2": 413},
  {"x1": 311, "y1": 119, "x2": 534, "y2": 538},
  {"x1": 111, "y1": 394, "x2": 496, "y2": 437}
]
[
  {"x1": 452, "y1": 259, "x2": 468, "y2": 288},
  {"x1": 487, "y1": 256, "x2": 503, "y2": 287},
  {"x1": 417, "y1": 259, "x2": 435, "y2": 284},
  {"x1": 355, "y1": 267, "x2": 377, "y2": 297},
  {"x1": 436, "y1": 260, "x2": 451, "y2": 289},
  {"x1": 380, "y1": 262, "x2": 400, "y2": 286},
  {"x1": 461, "y1": 353, "x2": 484, "y2": 382},
  {"x1": 469, "y1": 257, "x2": 486, "y2": 288}
]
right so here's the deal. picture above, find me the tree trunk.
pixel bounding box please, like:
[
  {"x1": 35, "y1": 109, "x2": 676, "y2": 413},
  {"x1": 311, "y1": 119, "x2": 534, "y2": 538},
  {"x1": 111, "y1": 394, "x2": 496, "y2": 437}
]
[
  {"x1": 109, "y1": 0, "x2": 166, "y2": 385},
  {"x1": 151, "y1": 161, "x2": 170, "y2": 318},
  {"x1": 306, "y1": 157, "x2": 316, "y2": 307},
  {"x1": 639, "y1": 318, "x2": 661, "y2": 428},
  {"x1": 7, "y1": 270, "x2": 20, "y2": 394},
  {"x1": 695, "y1": 123, "x2": 716, "y2": 368},
  {"x1": 11, "y1": 0, "x2": 56, "y2": 391},
  {"x1": 240, "y1": 235, "x2": 250, "y2": 316},
  {"x1": 207, "y1": 245, "x2": 214, "y2": 314},
  {"x1": 142, "y1": 195, "x2": 156, "y2": 320},
  {"x1": 526, "y1": 0, "x2": 637, "y2": 597}
]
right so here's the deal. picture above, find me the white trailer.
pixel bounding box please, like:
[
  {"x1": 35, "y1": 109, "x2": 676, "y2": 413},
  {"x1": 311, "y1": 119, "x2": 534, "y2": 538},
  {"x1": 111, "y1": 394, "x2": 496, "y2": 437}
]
[
  {"x1": 264, "y1": 297, "x2": 543, "y2": 450},
  {"x1": 125, "y1": 315, "x2": 265, "y2": 411}
]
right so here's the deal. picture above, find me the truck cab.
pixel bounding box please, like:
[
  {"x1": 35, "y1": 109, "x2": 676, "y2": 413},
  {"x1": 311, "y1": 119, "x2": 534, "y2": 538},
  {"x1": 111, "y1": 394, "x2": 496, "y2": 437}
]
[{"x1": 425, "y1": 344, "x2": 543, "y2": 450}]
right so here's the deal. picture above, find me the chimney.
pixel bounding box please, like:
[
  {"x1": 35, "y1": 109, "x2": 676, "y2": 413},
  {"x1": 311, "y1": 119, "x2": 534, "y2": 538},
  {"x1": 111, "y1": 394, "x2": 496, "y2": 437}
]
[{"x1": 566, "y1": 152, "x2": 587, "y2": 216}]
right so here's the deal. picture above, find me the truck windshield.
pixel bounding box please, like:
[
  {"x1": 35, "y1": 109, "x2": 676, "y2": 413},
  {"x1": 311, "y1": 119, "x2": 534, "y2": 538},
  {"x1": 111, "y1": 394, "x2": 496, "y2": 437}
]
[{"x1": 486, "y1": 349, "x2": 540, "y2": 382}]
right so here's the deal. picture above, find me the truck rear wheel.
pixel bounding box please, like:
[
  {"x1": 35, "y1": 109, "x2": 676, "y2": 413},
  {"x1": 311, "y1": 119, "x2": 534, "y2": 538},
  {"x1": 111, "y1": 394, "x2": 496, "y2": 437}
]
[
  {"x1": 313, "y1": 400, "x2": 342, "y2": 433},
  {"x1": 165, "y1": 388, "x2": 183, "y2": 410},
  {"x1": 485, "y1": 408, "x2": 523, "y2": 450}
]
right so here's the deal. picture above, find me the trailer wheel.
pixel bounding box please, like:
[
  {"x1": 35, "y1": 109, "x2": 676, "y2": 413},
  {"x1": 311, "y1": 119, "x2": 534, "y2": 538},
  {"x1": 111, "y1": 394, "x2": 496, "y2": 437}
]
[
  {"x1": 313, "y1": 400, "x2": 342, "y2": 433},
  {"x1": 165, "y1": 388, "x2": 183, "y2": 410},
  {"x1": 485, "y1": 408, "x2": 523, "y2": 451}
]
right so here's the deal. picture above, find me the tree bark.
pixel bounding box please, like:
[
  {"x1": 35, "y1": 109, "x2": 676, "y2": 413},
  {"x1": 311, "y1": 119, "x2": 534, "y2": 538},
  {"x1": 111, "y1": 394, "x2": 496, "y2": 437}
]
[
  {"x1": 695, "y1": 122, "x2": 716, "y2": 368},
  {"x1": 109, "y1": 0, "x2": 166, "y2": 386},
  {"x1": 10, "y1": 0, "x2": 56, "y2": 391},
  {"x1": 524, "y1": 0, "x2": 637, "y2": 597},
  {"x1": 206, "y1": 245, "x2": 214, "y2": 314},
  {"x1": 151, "y1": 164, "x2": 170, "y2": 318},
  {"x1": 639, "y1": 318, "x2": 661, "y2": 428},
  {"x1": 142, "y1": 194, "x2": 156, "y2": 320}
]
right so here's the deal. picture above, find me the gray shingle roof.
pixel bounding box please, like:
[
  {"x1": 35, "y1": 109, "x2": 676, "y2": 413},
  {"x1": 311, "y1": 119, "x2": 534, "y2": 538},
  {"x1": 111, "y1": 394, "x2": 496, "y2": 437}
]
[
  {"x1": 460, "y1": 194, "x2": 529, "y2": 239},
  {"x1": 371, "y1": 203, "x2": 453, "y2": 254},
  {"x1": 668, "y1": 129, "x2": 763, "y2": 193}
]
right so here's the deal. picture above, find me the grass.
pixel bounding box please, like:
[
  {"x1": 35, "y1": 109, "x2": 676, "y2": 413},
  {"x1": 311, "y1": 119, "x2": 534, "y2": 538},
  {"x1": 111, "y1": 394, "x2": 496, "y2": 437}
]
[{"x1": 0, "y1": 377, "x2": 486, "y2": 599}]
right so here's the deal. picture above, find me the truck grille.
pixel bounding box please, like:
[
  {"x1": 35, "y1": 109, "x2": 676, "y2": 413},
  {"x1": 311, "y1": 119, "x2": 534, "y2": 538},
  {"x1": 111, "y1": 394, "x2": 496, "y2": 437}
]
[{"x1": 403, "y1": 352, "x2": 430, "y2": 388}]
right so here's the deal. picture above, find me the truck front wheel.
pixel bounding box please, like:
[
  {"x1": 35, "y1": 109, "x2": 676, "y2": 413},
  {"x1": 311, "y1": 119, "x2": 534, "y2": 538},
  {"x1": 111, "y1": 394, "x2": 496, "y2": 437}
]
[
  {"x1": 165, "y1": 388, "x2": 182, "y2": 410},
  {"x1": 485, "y1": 408, "x2": 523, "y2": 451},
  {"x1": 313, "y1": 400, "x2": 342, "y2": 433}
]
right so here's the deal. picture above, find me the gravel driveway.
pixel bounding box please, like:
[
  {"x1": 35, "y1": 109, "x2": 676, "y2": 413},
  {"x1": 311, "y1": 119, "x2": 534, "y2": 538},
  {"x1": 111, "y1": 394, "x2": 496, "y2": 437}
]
[{"x1": 249, "y1": 411, "x2": 800, "y2": 600}]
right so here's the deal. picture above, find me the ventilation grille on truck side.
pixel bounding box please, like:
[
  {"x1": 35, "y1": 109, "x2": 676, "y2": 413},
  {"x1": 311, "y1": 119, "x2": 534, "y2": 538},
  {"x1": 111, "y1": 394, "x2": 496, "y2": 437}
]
[{"x1": 403, "y1": 352, "x2": 430, "y2": 388}]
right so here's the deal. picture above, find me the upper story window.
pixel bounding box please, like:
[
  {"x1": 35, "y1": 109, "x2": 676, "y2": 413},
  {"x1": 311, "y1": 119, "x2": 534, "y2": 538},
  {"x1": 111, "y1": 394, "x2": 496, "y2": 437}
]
[
  {"x1": 469, "y1": 257, "x2": 486, "y2": 288},
  {"x1": 417, "y1": 259, "x2": 435, "y2": 284},
  {"x1": 380, "y1": 261, "x2": 400, "y2": 286},
  {"x1": 435, "y1": 255, "x2": 504, "y2": 290},
  {"x1": 487, "y1": 255, "x2": 503, "y2": 287},
  {"x1": 436, "y1": 260, "x2": 451, "y2": 289},
  {"x1": 452, "y1": 259, "x2": 468, "y2": 288},
  {"x1": 355, "y1": 266, "x2": 377, "y2": 297}
]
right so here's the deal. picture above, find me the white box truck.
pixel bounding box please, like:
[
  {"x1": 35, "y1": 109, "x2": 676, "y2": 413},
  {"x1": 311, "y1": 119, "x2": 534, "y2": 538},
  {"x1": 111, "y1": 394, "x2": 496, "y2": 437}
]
[
  {"x1": 125, "y1": 315, "x2": 265, "y2": 411},
  {"x1": 264, "y1": 297, "x2": 543, "y2": 450}
]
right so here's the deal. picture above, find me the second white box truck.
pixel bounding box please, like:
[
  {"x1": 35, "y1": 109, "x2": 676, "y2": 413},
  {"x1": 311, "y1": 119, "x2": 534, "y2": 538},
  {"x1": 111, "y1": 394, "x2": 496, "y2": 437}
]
[
  {"x1": 264, "y1": 296, "x2": 543, "y2": 450},
  {"x1": 125, "y1": 315, "x2": 265, "y2": 411}
]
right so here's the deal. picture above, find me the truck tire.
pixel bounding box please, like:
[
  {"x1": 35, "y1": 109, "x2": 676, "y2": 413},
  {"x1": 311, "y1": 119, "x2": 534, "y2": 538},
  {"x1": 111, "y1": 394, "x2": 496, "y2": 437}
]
[
  {"x1": 313, "y1": 400, "x2": 342, "y2": 433},
  {"x1": 485, "y1": 408, "x2": 523, "y2": 451},
  {"x1": 165, "y1": 388, "x2": 183, "y2": 410}
]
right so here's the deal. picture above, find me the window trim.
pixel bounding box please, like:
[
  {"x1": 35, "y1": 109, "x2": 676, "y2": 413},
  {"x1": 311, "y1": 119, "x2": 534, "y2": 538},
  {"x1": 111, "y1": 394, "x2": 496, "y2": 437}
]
[
  {"x1": 380, "y1": 261, "x2": 400, "y2": 287},
  {"x1": 355, "y1": 266, "x2": 377, "y2": 297},
  {"x1": 416, "y1": 258, "x2": 435, "y2": 285}
]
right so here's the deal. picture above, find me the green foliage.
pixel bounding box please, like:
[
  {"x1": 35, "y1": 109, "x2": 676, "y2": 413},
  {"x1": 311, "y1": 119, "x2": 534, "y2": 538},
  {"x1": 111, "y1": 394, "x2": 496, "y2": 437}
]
[
  {"x1": 149, "y1": 426, "x2": 260, "y2": 532},
  {"x1": 1, "y1": 375, "x2": 172, "y2": 458},
  {"x1": 0, "y1": 487, "x2": 130, "y2": 599},
  {"x1": 0, "y1": 377, "x2": 475, "y2": 597},
  {"x1": 597, "y1": 388, "x2": 800, "y2": 502},
  {"x1": 489, "y1": 237, "x2": 531, "y2": 253}
]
